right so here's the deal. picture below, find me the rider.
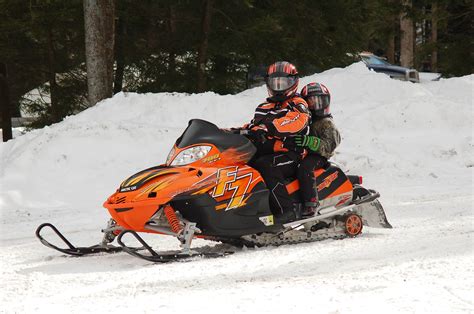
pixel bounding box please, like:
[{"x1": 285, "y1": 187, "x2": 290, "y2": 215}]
[
  {"x1": 284, "y1": 82, "x2": 341, "y2": 216},
  {"x1": 245, "y1": 61, "x2": 311, "y2": 223}
]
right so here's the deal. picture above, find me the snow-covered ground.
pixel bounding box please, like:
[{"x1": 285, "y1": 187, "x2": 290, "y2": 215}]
[{"x1": 0, "y1": 62, "x2": 472, "y2": 313}]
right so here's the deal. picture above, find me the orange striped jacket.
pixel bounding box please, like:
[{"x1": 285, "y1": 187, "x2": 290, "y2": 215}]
[{"x1": 248, "y1": 96, "x2": 311, "y2": 153}]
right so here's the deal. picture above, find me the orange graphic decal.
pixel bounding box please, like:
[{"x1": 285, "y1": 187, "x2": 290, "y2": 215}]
[
  {"x1": 202, "y1": 153, "x2": 220, "y2": 163},
  {"x1": 212, "y1": 166, "x2": 253, "y2": 210},
  {"x1": 317, "y1": 172, "x2": 338, "y2": 192}
]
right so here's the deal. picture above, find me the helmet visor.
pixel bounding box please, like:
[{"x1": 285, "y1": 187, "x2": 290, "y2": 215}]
[
  {"x1": 266, "y1": 75, "x2": 297, "y2": 92},
  {"x1": 306, "y1": 95, "x2": 330, "y2": 110}
]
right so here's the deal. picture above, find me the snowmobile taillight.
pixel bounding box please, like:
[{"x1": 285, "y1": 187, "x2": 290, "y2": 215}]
[{"x1": 358, "y1": 176, "x2": 363, "y2": 184}]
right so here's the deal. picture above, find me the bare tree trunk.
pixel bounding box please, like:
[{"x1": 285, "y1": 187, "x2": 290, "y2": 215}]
[
  {"x1": 387, "y1": 30, "x2": 396, "y2": 64},
  {"x1": 146, "y1": 4, "x2": 159, "y2": 50},
  {"x1": 0, "y1": 63, "x2": 13, "y2": 142},
  {"x1": 400, "y1": 0, "x2": 414, "y2": 67},
  {"x1": 113, "y1": 16, "x2": 125, "y2": 94},
  {"x1": 168, "y1": 5, "x2": 177, "y2": 77},
  {"x1": 84, "y1": 0, "x2": 115, "y2": 106},
  {"x1": 196, "y1": 0, "x2": 214, "y2": 93},
  {"x1": 431, "y1": 2, "x2": 438, "y2": 72},
  {"x1": 47, "y1": 27, "x2": 60, "y2": 123}
]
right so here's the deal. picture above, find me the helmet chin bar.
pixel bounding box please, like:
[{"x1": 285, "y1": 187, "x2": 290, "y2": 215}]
[
  {"x1": 311, "y1": 106, "x2": 331, "y2": 118},
  {"x1": 268, "y1": 93, "x2": 291, "y2": 103}
]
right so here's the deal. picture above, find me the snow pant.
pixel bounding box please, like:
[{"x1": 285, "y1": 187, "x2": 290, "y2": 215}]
[
  {"x1": 251, "y1": 152, "x2": 300, "y2": 215},
  {"x1": 298, "y1": 154, "x2": 328, "y2": 203}
]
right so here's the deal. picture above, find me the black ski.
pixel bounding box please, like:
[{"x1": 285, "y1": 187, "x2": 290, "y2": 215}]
[
  {"x1": 36, "y1": 223, "x2": 122, "y2": 256},
  {"x1": 116, "y1": 230, "x2": 233, "y2": 263}
]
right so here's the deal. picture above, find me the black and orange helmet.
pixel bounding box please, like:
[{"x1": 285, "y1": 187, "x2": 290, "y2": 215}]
[
  {"x1": 301, "y1": 82, "x2": 331, "y2": 117},
  {"x1": 265, "y1": 61, "x2": 299, "y2": 100}
]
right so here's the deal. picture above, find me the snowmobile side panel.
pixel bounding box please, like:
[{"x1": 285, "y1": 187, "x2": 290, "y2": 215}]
[
  {"x1": 285, "y1": 165, "x2": 353, "y2": 208},
  {"x1": 316, "y1": 166, "x2": 353, "y2": 200},
  {"x1": 171, "y1": 186, "x2": 274, "y2": 237}
]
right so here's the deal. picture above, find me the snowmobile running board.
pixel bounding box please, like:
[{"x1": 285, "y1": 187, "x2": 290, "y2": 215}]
[
  {"x1": 116, "y1": 230, "x2": 234, "y2": 263},
  {"x1": 282, "y1": 204, "x2": 357, "y2": 228},
  {"x1": 36, "y1": 223, "x2": 123, "y2": 256}
]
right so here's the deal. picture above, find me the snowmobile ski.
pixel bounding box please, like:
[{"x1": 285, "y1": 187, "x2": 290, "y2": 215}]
[
  {"x1": 36, "y1": 223, "x2": 123, "y2": 256},
  {"x1": 116, "y1": 230, "x2": 234, "y2": 263}
]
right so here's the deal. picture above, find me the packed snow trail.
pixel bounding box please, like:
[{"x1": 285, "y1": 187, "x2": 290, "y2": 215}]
[{"x1": 0, "y1": 63, "x2": 472, "y2": 313}]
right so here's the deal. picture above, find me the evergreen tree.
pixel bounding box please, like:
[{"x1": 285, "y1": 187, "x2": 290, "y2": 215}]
[{"x1": 1, "y1": 0, "x2": 470, "y2": 129}]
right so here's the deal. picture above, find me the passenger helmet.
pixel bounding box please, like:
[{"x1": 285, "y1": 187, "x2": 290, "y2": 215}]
[
  {"x1": 300, "y1": 82, "x2": 331, "y2": 117},
  {"x1": 265, "y1": 61, "x2": 299, "y2": 101}
]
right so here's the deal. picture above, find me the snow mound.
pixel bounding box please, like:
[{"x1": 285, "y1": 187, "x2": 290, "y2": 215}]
[
  {"x1": 1, "y1": 62, "x2": 471, "y2": 212},
  {"x1": 1, "y1": 62, "x2": 473, "y2": 313}
]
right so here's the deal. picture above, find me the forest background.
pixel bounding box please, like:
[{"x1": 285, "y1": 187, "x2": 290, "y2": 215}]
[{"x1": 0, "y1": 0, "x2": 472, "y2": 130}]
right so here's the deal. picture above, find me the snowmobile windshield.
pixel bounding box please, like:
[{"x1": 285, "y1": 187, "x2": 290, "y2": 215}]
[
  {"x1": 266, "y1": 74, "x2": 297, "y2": 92},
  {"x1": 176, "y1": 119, "x2": 255, "y2": 154}
]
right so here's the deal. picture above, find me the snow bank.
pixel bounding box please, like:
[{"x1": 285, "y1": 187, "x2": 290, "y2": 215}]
[
  {"x1": 1, "y1": 62, "x2": 473, "y2": 313},
  {"x1": 1, "y1": 62, "x2": 472, "y2": 213}
]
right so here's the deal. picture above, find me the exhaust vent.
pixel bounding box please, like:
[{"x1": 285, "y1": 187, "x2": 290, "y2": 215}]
[{"x1": 116, "y1": 196, "x2": 127, "y2": 204}]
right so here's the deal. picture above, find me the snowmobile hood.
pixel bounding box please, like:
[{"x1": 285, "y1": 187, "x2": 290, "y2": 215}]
[
  {"x1": 104, "y1": 166, "x2": 221, "y2": 231},
  {"x1": 107, "y1": 166, "x2": 218, "y2": 204},
  {"x1": 117, "y1": 165, "x2": 180, "y2": 193}
]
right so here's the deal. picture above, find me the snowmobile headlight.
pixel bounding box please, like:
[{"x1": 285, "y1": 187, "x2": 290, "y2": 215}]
[{"x1": 170, "y1": 145, "x2": 212, "y2": 166}]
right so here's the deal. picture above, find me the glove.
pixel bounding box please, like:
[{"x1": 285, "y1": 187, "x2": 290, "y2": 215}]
[
  {"x1": 294, "y1": 135, "x2": 320, "y2": 152},
  {"x1": 282, "y1": 137, "x2": 297, "y2": 150},
  {"x1": 248, "y1": 125, "x2": 268, "y2": 143},
  {"x1": 282, "y1": 137, "x2": 304, "y2": 154},
  {"x1": 227, "y1": 127, "x2": 243, "y2": 134}
]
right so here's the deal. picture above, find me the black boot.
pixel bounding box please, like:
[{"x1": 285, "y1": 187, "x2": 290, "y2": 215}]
[
  {"x1": 302, "y1": 199, "x2": 320, "y2": 217},
  {"x1": 274, "y1": 210, "x2": 297, "y2": 224}
]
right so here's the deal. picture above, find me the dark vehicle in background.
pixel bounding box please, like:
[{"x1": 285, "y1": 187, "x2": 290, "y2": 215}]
[{"x1": 359, "y1": 52, "x2": 420, "y2": 83}]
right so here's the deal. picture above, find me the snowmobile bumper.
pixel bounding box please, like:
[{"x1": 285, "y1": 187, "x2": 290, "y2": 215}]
[{"x1": 352, "y1": 190, "x2": 392, "y2": 229}]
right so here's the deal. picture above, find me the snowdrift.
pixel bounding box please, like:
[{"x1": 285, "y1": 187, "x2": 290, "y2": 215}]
[
  {"x1": 1, "y1": 62, "x2": 472, "y2": 313},
  {"x1": 1, "y1": 62, "x2": 471, "y2": 215}
]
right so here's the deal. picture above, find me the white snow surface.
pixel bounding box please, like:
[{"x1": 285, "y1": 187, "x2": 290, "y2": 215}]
[{"x1": 0, "y1": 62, "x2": 473, "y2": 313}]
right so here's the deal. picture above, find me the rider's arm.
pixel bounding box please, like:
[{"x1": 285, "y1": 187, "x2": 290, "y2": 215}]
[
  {"x1": 309, "y1": 118, "x2": 341, "y2": 158},
  {"x1": 247, "y1": 102, "x2": 275, "y2": 130},
  {"x1": 265, "y1": 98, "x2": 310, "y2": 138}
]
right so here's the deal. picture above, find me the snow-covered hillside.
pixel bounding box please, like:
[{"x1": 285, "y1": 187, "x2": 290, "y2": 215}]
[{"x1": 1, "y1": 62, "x2": 473, "y2": 313}]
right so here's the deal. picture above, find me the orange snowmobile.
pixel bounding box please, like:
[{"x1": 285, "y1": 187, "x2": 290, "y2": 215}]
[{"x1": 36, "y1": 119, "x2": 391, "y2": 262}]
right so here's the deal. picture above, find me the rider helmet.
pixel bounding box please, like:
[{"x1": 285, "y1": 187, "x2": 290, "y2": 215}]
[
  {"x1": 265, "y1": 61, "x2": 299, "y2": 102},
  {"x1": 300, "y1": 82, "x2": 331, "y2": 117}
]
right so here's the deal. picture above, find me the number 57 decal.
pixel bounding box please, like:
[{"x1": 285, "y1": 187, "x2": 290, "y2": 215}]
[{"x1": 211, "y1": 166, "x2": 253, "y2": 210}]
